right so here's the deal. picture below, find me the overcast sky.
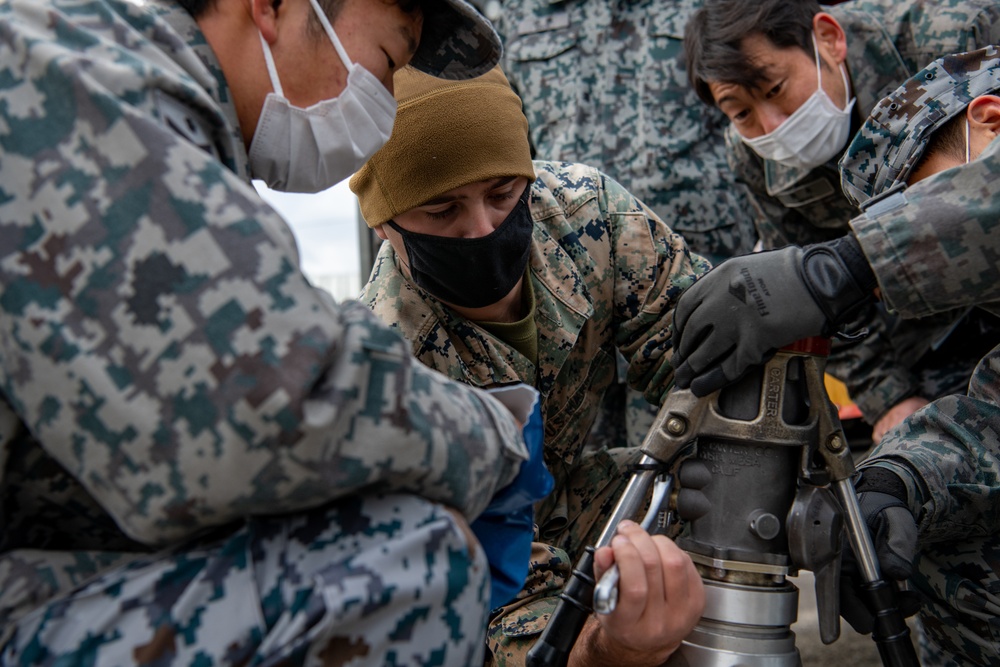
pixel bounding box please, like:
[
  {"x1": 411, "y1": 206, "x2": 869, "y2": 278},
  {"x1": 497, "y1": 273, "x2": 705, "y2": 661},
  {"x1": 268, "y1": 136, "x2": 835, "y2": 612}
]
[{"x1": 254, "y1": 179, "x2": 363, "y2": 297}]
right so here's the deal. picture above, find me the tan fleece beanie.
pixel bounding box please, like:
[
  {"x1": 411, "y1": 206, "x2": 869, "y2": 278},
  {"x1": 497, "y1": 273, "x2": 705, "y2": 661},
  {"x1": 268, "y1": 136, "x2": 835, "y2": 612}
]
[{"x1": 349, "y1": 65, "x2": 535, "y2": 228}]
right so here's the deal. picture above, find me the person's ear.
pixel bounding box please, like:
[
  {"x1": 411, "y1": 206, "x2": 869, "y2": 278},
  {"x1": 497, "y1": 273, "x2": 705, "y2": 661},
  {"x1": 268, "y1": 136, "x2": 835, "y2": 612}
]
[
  {"x1": 967, "y1": 95, "x2": 1000, "y2": 157},
  {"x1": 968, "y1": 95, "x2": 1000, "y2": 133},
  {"x1": 250, "y1": 0, "x2": 281, "y2": 44},
  {"x1": 374, "y1": 224, "x2": 389, "y2": 241},
  {"x1": 813, "y1": 13, "x2": 848, "y2": 65}
]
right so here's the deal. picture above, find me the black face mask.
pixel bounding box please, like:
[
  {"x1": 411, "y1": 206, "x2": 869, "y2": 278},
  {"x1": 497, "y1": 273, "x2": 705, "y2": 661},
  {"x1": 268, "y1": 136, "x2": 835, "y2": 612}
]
[{"x1": 388, "y1": 185, "x2": 533, "y2": 309}]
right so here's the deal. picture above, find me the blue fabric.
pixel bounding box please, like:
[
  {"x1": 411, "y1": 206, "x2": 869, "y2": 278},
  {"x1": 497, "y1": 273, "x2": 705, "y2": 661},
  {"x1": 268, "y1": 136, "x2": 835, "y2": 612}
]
[{"x1": 471, "y1": 392, "x2": 552, "y2": 610}]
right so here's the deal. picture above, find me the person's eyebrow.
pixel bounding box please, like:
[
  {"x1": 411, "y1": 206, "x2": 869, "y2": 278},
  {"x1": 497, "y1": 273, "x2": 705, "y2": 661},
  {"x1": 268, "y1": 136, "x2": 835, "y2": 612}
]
[
  {"x1": 716, "y1": 71, "x2": 775, "y2": 108},
  {"x1": 421, "y1": 177, "x2": 518, "y2": 206},
  {"x1": 715, "y1": 92, "x2": 743, "y2": 109},
  {"x1": 715, "y1": 59, "x2": 782, "y2": 106}
]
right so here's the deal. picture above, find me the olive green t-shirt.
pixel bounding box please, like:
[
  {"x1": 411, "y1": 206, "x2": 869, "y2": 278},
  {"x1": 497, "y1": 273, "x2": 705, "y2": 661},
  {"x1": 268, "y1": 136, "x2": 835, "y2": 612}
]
[{"x1": 478, "y1": 275, "x2": 538, "y2": 366}]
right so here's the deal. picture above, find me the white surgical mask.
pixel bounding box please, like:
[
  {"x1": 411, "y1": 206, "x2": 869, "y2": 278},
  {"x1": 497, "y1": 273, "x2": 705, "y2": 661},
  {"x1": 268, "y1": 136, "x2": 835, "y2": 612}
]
[
  {"x1": 248, "y1": 0, "x2": 397, "y2": 192},
  {"x1": 741, "y1": 34, "x2": 856, "y2": 171}
]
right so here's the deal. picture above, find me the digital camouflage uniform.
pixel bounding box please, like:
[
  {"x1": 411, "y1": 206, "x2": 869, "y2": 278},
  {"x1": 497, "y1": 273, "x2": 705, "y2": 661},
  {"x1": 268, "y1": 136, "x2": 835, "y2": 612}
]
[
  {"x1": 0, "y1": 1, "x2": 530, "y2": 665},
  {"x1": 839, "y1": 46, "x2": 1000, "y2": 666},
  {"x1": 496, "y1": 0, "x2": 755, "y2": 265},
  {"x1": 725, "y1": 0, "x2": 1000, "y2": 427},
  {"x1": 361, "y1": 161, "x2": 711, "y2": 666},
  {"x1": 496, "y1": 0, "x2": 759, "y2": 450}
]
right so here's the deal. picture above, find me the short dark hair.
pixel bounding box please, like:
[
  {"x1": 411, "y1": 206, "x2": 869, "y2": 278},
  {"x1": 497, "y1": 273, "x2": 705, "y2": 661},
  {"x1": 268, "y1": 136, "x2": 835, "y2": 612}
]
[
  {"x1": 304, "y1": 0, "x2": 427, "y2": 40},
  {"x1": 305, "y1": 0, "x2": 344, "y2": 39},
  {"x1": 911, "y1": 112, "x2": 967, "y2": 177},
  {"x1": 179, "y1": 0, "x2": 423, "y2": 29},
  {"x1": 684, "y1": 0, "x2": 822, "y2": 106},
  {"x1": 175, "y1": 0, "x2": 217, "y2": 17}
]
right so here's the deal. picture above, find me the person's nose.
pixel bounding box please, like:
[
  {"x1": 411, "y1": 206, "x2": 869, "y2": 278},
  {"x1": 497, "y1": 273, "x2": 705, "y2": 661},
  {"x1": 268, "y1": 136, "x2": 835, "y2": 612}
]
[
  {"x1": 462, "y1": 203, "x2": 501, "y2": 238},
  {"x1": 758, "y1": 104, "x2": 789, "y2": 136}
]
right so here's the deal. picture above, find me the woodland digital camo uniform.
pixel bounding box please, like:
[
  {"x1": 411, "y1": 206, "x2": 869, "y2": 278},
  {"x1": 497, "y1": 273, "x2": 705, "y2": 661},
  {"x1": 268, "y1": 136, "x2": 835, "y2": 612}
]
[
  {"x1": 0, "y1": 1, "x2": 530, "y2": 664},
  {"x1": 362, "y1": 161, "x2": 710, "y2": 666},
  {"x1": 838, "y1": 46, "x2": 1000, "y2": 666},
  {"x1": 496, "y1": 0, "x2": 750, "y2": 452},
  {"x1": 722, "y1": 0, "x2": 1000, "y2": 428}
]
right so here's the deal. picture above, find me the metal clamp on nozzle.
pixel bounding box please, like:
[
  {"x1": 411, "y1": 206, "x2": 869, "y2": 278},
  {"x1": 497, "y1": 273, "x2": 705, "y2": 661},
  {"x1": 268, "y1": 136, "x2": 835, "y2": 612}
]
[
  {"x1": 593, "y1": 473, "x2": 675, "y2": 615},
  {"x1": 657, "y1": 341, "x2": 918, "y2": 667},
  {"x1": 529, "y1": 339, "x2": 918, "y2": 667}
]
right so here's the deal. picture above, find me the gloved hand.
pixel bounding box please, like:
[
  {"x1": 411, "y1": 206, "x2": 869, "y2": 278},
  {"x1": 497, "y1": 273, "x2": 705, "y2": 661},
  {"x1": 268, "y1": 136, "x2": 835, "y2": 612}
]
[
  {"x1": 840, "y1": 484, "x2": 921, "y2": 633},
  {"x1": 672, "y1": 236, "x2": 877, "y2": 397},
  {"x1": 471, "y1": 385, "x2": 553, "y2": 611}
]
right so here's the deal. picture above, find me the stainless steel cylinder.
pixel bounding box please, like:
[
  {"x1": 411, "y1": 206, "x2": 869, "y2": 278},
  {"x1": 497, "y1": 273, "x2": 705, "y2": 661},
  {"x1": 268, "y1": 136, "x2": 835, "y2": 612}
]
[{"x1": 666, "y1": 579, "x2": 802, "y2": 667}]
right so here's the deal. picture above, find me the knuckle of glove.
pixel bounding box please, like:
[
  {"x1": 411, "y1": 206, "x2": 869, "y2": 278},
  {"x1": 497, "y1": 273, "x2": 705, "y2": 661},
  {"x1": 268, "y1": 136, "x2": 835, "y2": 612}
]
[{"x1": 859, "y1": 492, "x2": 917, "y2": 580}]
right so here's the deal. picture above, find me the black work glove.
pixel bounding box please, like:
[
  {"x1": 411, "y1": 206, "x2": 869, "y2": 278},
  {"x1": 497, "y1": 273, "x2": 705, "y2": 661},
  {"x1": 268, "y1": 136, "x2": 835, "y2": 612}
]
[
  {"x1": 672, "y1": 236, "x2": 877, "y2": 397},
  {"x1": 840, "y1": 473, "x2": 921, "y2": 634}
]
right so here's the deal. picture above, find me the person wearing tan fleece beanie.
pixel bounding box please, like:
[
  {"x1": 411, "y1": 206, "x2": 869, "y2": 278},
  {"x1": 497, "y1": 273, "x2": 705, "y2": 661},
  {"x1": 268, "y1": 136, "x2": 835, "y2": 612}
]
[
  {"x1": 354, "y1": 65, "x2": 709, "y2": 667},
  {"x1": 352, "y1": 65, "x2": 537, "y2": 319}
]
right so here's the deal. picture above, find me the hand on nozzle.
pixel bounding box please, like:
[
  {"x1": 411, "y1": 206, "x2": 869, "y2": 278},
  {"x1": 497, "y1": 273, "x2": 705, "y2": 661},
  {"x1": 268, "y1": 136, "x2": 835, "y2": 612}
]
[
  {"x1": 568, "y1": 521, "x2": 704, "y2": 667},
  {"x1": 671, "y1": 238, "x2": 876, "y2": 397},
  {"x1": 839, "y1": 471, "x2": 921, "y2": 634}
]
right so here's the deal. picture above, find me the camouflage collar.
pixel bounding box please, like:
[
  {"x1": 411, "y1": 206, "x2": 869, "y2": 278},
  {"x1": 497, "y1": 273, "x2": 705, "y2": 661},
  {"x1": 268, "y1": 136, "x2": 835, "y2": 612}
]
[
  {"x1": 150, "y1": 0, "x2": 250, "y2": 180},
  {"x1": 368, "y1": 221, "x2": 594, "y2": 393}
]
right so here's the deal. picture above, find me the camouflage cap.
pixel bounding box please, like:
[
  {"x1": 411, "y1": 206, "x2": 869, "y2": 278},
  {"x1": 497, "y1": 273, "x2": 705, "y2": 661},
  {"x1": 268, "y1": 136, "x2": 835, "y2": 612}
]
[
  {"x1": 839, "y1": 45, "x2": 1000, "y2": 207},
  {"x1": 410, "y1": 0, "x2": 502, "y2": 80}
]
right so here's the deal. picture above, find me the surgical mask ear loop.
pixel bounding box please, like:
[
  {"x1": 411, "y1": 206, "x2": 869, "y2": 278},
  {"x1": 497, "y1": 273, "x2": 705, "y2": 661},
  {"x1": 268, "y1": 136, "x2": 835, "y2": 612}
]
[
  {"x1": 256, "y1": 0, "x2": 353, "y2": 99},
  {"x1": 307, "y1": 0, "x2": 354, "y2": 69},
  {"x1": 258, "y1": 32, "x2": 284, "y2": 97},
  {"x1": 813, "y1": 31, "x2": 852, "y2": 110},
  {"x1": 965, "y1": 116, "x2": 971, "y2": 164},
  {"x1": 812, "y1": 32, "x2": 823, "y2": 92}
]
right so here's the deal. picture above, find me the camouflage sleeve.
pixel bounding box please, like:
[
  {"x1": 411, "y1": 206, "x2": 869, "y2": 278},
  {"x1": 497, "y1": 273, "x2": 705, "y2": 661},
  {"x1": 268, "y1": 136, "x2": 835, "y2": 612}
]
[
  {"x1": 0, "y1": 81, "x2": 526, "y2": 546},
  {"x1": 601, "y1": 173, "x2": 711, "y2": 405},
  {"x1": 826, "y1": 303, "x2": 921, "y2": 423},
  {"x1": 832, "y1": 305, "x2": 975, "y2": 423},
  {"x1": 858, "y1": 344, "x2": 1000, "y2": 542},
  {"x1": 850, "y1": 139, "x2": 1000, "y2": 318}
]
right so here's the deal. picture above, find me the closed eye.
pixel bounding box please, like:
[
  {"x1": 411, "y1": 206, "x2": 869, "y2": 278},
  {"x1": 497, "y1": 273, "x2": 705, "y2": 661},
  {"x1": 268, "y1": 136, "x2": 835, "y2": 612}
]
[
  {"x1": 425, "y1": 205, "x2": 457, "y2": 221},
  {"x1": 488, "y1": 189, "x2": 517, "y2": 203}
]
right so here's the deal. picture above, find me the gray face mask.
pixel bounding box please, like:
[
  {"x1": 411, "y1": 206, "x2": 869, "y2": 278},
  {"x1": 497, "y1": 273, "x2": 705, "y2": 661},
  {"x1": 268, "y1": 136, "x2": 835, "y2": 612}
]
[
  {"x1": 388, "y1": 185, "x2": 534, "y2": 309},
  {"x1": 248, "y1": 0, "x2": 397, "y2": 193}
]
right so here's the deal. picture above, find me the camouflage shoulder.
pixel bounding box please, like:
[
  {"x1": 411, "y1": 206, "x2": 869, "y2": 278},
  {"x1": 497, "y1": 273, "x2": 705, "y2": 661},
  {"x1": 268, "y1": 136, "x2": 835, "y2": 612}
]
[
  {"x1": 528, "y1": 160, "x2": 603, "y2": 216},
  {"x1": 360, "y1": 246, "x2": 408, "y2": 314},
  {"x1": 900, "y1": 0, "x2": 1000, "y2": 55},
  {"x1": 360, "y1": 246, "x2": 449, "y2": 351},
  {"x1": 534, "y1": 160, "x2": 667, "y2": 219}
]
